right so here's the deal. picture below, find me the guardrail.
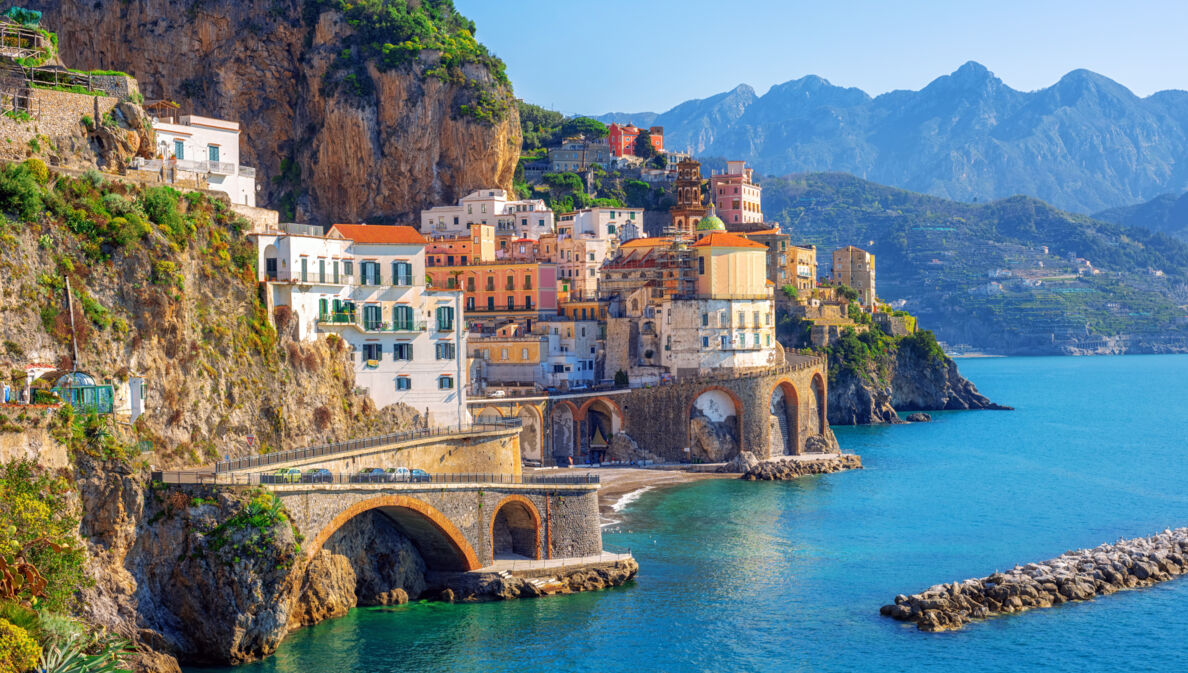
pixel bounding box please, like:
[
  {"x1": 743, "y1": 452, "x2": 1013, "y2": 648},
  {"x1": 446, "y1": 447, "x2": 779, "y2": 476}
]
[
  {"x1": 214, "y1": 420, "x2": 523, "y2": 473},
  {"x1": 152, "y1": 469, "x2": 598, "y2": 487}
]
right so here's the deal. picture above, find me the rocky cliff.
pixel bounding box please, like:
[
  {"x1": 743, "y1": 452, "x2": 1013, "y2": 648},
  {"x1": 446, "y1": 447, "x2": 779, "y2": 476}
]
[
  {"x1": 825, "y1": 334, "x2": 1007, "y2": 426},
  {"x1": 24, "y1": 0, "x2": 520, "y2": 224}
]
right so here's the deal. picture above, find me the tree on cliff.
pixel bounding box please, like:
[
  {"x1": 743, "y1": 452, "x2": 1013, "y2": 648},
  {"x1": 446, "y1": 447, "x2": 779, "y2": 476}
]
[{"x1": 633, "y1": 129, "x2": 657, "y2": 159}]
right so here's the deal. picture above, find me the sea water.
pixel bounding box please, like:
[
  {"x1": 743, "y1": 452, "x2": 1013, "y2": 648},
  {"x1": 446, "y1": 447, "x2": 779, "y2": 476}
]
[{"x1": 190, "y1": 355, "x2": 1188, "y2": 672}]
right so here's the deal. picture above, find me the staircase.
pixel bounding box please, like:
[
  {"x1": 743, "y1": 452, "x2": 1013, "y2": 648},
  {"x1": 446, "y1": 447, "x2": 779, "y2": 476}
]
[{"x1": 773, "y1": 411, "x2": 793, "y2": 455}]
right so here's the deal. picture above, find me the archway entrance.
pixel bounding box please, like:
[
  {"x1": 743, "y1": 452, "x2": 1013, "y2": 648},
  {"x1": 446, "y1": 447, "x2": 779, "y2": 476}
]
[
  {"x1": 811, "y1": 373, "x2": 827, "y2": 437},
  {"x1": 580, "y1": 397, "x2": 622, "y2": 464},
  {"x1": 490, "y1": 497, "x2": 541, "y2": 560},
  {"x1": 770, "y1": 382, "x2": 800, "y2": 456},
  {"x1": 688, "y1": 387, "x2": 742, "y2": 462}
]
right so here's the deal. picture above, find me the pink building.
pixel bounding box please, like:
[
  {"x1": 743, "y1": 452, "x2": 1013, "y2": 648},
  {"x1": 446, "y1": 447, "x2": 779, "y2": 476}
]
[{"x1": 711, "y1": 160, "x2": 763, "y2": 225}]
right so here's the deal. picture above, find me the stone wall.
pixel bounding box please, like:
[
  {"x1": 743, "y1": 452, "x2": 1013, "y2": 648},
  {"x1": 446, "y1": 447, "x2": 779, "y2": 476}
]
[
  {"x1": 250, "y1": 426, "x2": 522, "y2": 476},
  {"x1": 0, "y1": 89, "x2": 118, "y2": 166},
  {"x1": 609, "y1": 356, "x2": 829, "y2": 462},
  {"x1": 0, "y1": 422, "x2": 68, "y2": 469},
  {"x1": 275, "y1": 483, "x2": 602, "y2": 569}
]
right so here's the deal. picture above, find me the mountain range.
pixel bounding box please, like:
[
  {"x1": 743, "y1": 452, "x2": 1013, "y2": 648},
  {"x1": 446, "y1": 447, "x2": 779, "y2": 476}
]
[
  {"x1": 594, "y1": 63, "x2": 1188, "y2": 214},
  {"x1": 1095, "y1": 191, "x2": 1188, "y2": 243},
  {"x1": 763, "y1": 173, "x2": 1188, "y2": 354}
]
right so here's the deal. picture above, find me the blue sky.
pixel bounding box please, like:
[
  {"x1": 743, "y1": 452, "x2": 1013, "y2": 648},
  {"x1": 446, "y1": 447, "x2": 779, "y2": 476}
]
[{"x1": 459, "y1": 0, "x2": 1188, "y2": 115}]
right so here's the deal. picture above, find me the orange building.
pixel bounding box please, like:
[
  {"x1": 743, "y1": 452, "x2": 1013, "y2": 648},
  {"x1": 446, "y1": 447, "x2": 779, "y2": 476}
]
[
  {"x1": 608, "y1": 123, "x2": 664, "y2": 158},
  {"x1": 426, "y1": 261, "x2": 559, "y2": 327}
]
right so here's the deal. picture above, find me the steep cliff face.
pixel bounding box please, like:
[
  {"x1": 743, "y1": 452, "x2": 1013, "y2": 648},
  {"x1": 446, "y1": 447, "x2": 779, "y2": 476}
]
[
  {"x1": 826, "y1": 342, "x2": 1008, "y2": 425},
  {"x1": 25, "y1": 0, "x2": 520, "y2": 224}
]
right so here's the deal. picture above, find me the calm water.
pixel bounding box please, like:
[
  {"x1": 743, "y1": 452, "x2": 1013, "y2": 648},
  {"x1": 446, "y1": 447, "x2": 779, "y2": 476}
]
[{"x1": 192, "y1": 355, "x2": 1188, "y2": 673}]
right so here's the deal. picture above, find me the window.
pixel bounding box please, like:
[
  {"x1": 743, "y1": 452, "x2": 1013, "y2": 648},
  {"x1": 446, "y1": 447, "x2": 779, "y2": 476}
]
[
  {"x1": 754, "y1": 333, "x2": 761, "y2": 347},
  {"x1": 608, "y1": 224, "x2": 616, "y2": 234},
  {"x1": 208, "y1": 145, "x2": 220, "y2": 162},
  {"x1": 720, "y1": 335, "x2": 729, "y2": 349},
  {"x1": 698, "y1": 257, "x2": 705, "y2": 275},
  {"x1": 173, "y1": 140, "x2": 184, "y2": 159},
  {"x1": 500, "y1": 348, "x2": 509, "y2": 361},
  {"x1": 393, "y1": 343, "x2": 413, "y2": 360},
  {"x1": 553, "y1": 364, "x2": 565, "y2": 373},
  {"x1": 738, "y1": 311, "x2": 745, "y2": 327},
  {"x1": 362, "y1": 304, "x2": 382, "y2": 330},
  {"x1": 360, "y1": 261, "x2": 380, "y2": 285},
  {"x1": 538, "y1": 218, "x2": 545, "y2": 227},
  {"x1": 466, "y1": 277, "x2": 475, "y2": 292},
  {"x1": 702, "y1": 313, "x2": 709, "y2": 327},
  {"x1": 506, "y1": 275, "x2": 515, "y2": 291},
  {"x1": 300, "y1": 257, "x2": 308, "y2": 282},
  {"x1": 702, "y1": 336, "x2": 710, "y2": 348},
  {"x1": 507, "y1": 296, "x2": 515, "y2": 310},
  {"x1": 436, "y1": 306, "x2": 454, "y2": 331},
  {"x1": 436, "y1": 342, "x2": 456, "y2": 360},
  {"x1": 447, "y1": 255, "x2": 454, "y2": 266},
  {"x1": 392, "y1": 261, "x2": 413, "y2": 286},
  {"x1": 467, "y1": 205, "x2": 472, "y2": 215},
  {"x1": 521, "y1": 348, "x2": 528, "y2": 360},
  {"x1": 525, "y1": 296, "x2": 534, "y2": 309},
  {"x1": 466, "y1": 297, "x2": 475, "y2": 310},
  {"x1": 487, "y1": 297, "x2": 495, "y2": 311},
  {"x1": 393, "y1": 305, "x2": 414, "y2": 330},
  {"x1": 438, "y1": 376, "x2": 454, "y2": 390},
  {"x1": 486, "y1": 275, "x2": 495, "y2": 291},
  {"x1": 319, "y1": 259, "x2": 326, "y2": 283},
  {"x1": 524, "y1": 275, "x2": 532, "y2": 290},
  {"x1": 753, "y1": 311, "x2": 760, "y2": 327},
  {"x1": 343, "y1": 260, "x2": 354, "y2": 277},
  {"x1": 395, "y1": 377, "x2": 411, "y2": 390},
  {"x1": 333, "y1": 261, "x2": 340, "y2": 284},
  {"x1": 362, "y1": 344, "x2": 382, "y2": 362}
]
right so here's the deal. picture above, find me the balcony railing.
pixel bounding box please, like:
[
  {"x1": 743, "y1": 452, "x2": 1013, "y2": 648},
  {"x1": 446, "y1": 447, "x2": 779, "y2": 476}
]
[
  {"x1": 361, "y1": 320, "x2": 426, "y2": 333},
  {"x1": 318, "y1": 311, "x2": 356, "y2": 325},
  {"x1": 209, "y1": 161, "x2": 236, "y2": 175},
  {"x1": 239, "y1": 166, "x2": 256, "y2": 179}
]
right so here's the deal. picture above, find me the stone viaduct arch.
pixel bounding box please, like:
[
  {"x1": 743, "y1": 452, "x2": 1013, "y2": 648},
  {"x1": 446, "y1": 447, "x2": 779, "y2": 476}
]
[
  {"x1": 769, "y1": 380, "x2": 800, "y2": 456},
  {"x1": 550, "y1": 400, "x2": 579, "y2": 462},
  {"x1": 489, "y1": 495, "x2": 542, "y2": 561},
  {"x1": 517, "y1": 405, "x2": 544, "y2": 465},
  {"x1": 307, "y1": 494, "x2": 481, "y2": 571},
  {"x1": 811, "y1": 373, "x2": 827, "y2": 436},
  {"x1": 688, "y1": 386, "x2": 745, "y2": 461}
]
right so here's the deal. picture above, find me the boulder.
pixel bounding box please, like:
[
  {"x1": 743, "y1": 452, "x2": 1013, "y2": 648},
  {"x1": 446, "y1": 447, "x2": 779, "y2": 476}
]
[
  {"x1": 720, "y1": 451, "x2": 760, "y2": 474},
  {"x1": 906, "y1": 412, "x2": 932, "y2": 423}
]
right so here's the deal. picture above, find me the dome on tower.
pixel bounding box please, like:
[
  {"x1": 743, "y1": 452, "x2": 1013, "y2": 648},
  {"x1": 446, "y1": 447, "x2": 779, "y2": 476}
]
[{"x1": 696, "y1": 202, "x2": 725, "y2": 231}]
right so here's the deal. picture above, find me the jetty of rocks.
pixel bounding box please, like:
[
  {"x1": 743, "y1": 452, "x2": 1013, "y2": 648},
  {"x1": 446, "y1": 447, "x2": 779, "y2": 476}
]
[
  {"x1": 740, "y1": 454, "x2": 862, "y2": 481},
  {"x1": 881, "y1": 528, "x2": 1188, "y2": 631}
]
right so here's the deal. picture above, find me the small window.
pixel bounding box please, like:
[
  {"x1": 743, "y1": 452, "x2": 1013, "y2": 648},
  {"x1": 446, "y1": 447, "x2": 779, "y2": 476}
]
[
  {"x1": 395, "y1": 377, "x2": 411, "y2": 391},
  {"x1": 521, "y1": 348, "x2": 528, "y2": 359},
  {"x1": 173, "y1": 140, "x2": 184, "y2": 160},
  {"x1": 702, "y1": 336, "x2": 710, "y2": 348},
  {"x1": 208, "y1": 145, "x2": 220, "y2": 162},
  {"x1": 436, "y1": 343, "x2": 456, "y2": 360},
  {"x1": 698, "y1": 257, "x2": 705, "y2": 275},
  {"x1": 438, "y1": 376, "x2": 454, "y2": 390}
]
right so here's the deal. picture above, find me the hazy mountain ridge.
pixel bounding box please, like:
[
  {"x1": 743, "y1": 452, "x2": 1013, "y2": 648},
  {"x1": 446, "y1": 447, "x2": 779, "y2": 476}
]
[
  {"x1": 1095, "y1": 192, "x2": 1188, "y2": 243},
  {"x1": 594, "y1": 63, "x2": 1188, "y2": 214},
  {"x1": 765, "y1": 173, "x2": 1188, "y2": 354}
]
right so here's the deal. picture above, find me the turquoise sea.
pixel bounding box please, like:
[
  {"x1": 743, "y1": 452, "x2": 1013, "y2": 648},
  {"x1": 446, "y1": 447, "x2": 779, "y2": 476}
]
[{"x1": 191, "y1": 355, "x2": 1188, "y2": 672}]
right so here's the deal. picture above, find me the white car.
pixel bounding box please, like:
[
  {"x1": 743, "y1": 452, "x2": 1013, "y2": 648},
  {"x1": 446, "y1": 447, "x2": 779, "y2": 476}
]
[{"x1": 488, "y1": 390, "x2": 507, "y2": 398}]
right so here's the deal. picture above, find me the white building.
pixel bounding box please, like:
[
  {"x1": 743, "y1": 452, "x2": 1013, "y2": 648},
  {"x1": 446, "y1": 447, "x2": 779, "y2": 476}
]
[
  {"x1": 149, "y1": 114, "x2": 257, "y2": 206},
  {"x1": 557, "y1": 206, "x2": 644, "y2": 243},
  {"x1": 254, "y1": 223, "x2": 468, "y2": 424},
  {"x1": 538, "y1": 319, "x2": 600, "y2": 389},
  {"x1": 420, "y1": 189, "x2": 554, "y2": 240}
]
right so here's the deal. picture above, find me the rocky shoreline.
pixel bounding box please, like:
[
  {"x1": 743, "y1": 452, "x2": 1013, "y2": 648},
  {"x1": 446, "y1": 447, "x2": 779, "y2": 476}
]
[
  {"x1": 739, "y1": 453, "x2": 863, "y2": 481},
  {"x1": 881, "y1": 528, "x2": 1188, "y2": 631},
  {"x1": 430, "y1": 559, "x2": 639, "y2": 602}
]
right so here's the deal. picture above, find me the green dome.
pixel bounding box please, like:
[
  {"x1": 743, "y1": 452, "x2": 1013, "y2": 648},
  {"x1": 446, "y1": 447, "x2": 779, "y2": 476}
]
[{"x1": 696, "y1": 214, "x2": 725, "y2": 231}]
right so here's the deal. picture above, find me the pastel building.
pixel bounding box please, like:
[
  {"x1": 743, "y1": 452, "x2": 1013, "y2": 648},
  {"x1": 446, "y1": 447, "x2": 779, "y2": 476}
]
[
  {"x1": 608, "y1": 123, "x2": 664, "y2": 158},
  {"x1": 420, "y1": 189, "x2": 554, "y2": 240},
  {"x1": 548, "y1": 136, "x2": 611, "y2": 172},
  {"x1": 710, "y1": 160, "x2": 763, "y2": 225},
  {"x1": 149, "y1": 114, "x2": 257, "y2": 206},
  {"x1": 426, "y1": 261, "x2": 559, "y2": 328},
  {"x1": 254, "y1": 223, "x2": 467, "y2": 424}
]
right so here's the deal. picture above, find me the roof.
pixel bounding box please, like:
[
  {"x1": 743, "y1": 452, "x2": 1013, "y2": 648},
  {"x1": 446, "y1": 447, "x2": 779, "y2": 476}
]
[
  {"x1": 691, "y1": 232, "x2": 768, "y2": 249},
  {"x1": 620, "y1": 237, "x2": 670, "y2": 248},
  {"x1": 739, "y1": 227, "x2": 783, "y2": 236},
  {"x1": 330, "y1": 224, "x2": 426, "y2": 245}
]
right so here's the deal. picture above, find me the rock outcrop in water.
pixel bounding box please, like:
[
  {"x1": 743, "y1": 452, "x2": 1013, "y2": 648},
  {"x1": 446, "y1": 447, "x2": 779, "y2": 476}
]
[
  {"x1": 881, "y1": 528, "x2": 1188, "y2": 631},
  {"x1": 25, "y1": 0, "x2": 520, "y2": 224},
  {"x1": 740, "y1": 454, "x2": 862, "y2": 480}
]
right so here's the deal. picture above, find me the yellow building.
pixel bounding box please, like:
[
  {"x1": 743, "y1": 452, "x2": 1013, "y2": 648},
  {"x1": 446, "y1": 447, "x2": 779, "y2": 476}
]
[{"x1": 693, "y1": 232, "x2": 771, "y2": 298}]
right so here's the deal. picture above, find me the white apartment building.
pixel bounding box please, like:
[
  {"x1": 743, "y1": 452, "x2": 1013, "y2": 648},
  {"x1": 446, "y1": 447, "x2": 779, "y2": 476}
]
[
  {"x1": 254, "y1": 223, "x2": 468, "y2": 424},
  {"x1": 420, "y1": 189, "x2": 554, "y2": 240},
  {"x1": 148, "y1": 114, "x2": 257, "y2": 206},
  {"x1": 557, "y1": 206, "x2": 644, "y2": 242},
  {"x1": 538, "y1": 319, "x2": 600, "y2": 389}
]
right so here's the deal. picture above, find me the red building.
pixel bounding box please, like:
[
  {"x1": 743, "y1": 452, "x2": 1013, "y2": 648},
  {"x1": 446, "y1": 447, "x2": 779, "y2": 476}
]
[{"x1": 608, "y1": 123, "x2": 664, "y2": 158}]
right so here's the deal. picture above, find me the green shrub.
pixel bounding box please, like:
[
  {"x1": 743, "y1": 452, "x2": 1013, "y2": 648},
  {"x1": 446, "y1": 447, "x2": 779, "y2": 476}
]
[
  {"x1": 38, "y1": 633, "x2": 131, "y2": 673},
  {"x1": 22, "y1": 158, "x2": 47, "y2": 185},
  {"x1": 141, "y1": 186, "x2": 188, "y2": 245},
  {"x1": 0, "y1": 617, "x2": 39, "y2": 673},
  {"x1": 79, "y1": 115, "x2": 93, "y2": 130},
  {"x1": 0, "y1": 164, "x2": 44, "y2": 222},
  {"x1": 781, "y1": 284, "x2": 798, "y2": 300},
  {"x1": 151, "y1": 260, "x2": 181, "y2": 287}
]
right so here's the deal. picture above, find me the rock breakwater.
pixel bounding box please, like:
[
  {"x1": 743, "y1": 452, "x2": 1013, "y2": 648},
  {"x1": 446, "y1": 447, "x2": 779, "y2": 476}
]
[
  {"x1": 429, "y1": 558, "x2": 639, "y2": 602},
  {"x1": 881, "y1": 528, "x2": 1188, "y2": 631},
  {"x1": 740, "y1": 454, "x2": 863, "y2": 481}
]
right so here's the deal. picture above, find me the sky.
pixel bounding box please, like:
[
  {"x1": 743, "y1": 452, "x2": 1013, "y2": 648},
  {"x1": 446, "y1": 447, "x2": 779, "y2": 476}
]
[{"x1": 458, "y1": 0, "x2": 1188, "y2": 115}]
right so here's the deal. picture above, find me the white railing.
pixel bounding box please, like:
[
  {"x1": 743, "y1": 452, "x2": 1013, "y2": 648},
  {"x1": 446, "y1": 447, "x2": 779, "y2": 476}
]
[
  {"x1": 239, "y1": 166, "x2": 256, "y2": 179},
  {"x1": 209, "y1": 161, "x2": 236, "y2": 175}
]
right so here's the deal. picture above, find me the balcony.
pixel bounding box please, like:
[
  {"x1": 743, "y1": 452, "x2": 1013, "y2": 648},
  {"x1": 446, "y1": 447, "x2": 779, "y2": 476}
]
[
  {"x1": 209, "y1": 161, "x2": 236, "y2": 176},
  {"x1": 364, "y1": 320, "x2": 426, "y2": 333},
  {"x1": 318, "y1": 311, "x2": 356, "y2": 326},
  {"x1": 239, "y1": 166, "x2": 256, "y2": 179}
]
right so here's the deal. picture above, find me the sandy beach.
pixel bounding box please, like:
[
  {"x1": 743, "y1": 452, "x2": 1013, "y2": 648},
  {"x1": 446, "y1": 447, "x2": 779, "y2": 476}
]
[{"x1": 530, "y1": 466, "x2": 734, "y2": 520}]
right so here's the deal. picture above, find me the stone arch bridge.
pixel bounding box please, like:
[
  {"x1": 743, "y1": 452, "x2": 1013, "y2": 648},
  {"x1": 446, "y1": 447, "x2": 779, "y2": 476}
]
[{"x1": 470, "y1": 354, "x2": 831, "y2": 465}]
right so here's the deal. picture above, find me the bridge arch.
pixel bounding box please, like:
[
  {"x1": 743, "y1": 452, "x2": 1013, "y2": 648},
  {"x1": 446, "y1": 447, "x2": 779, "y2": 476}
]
[
  {"x1": 811, "y1": 372, "x2": 827, "y2": 435},
  {"x1": 578, "y1": 396, "x2": 623, "y2": 463},
  {"x1": 687, "y1": 386, "x2": 745, "y2": 460},
  {"x1": 549, "y1": 400, "x2": 580, "y2": 463},
  {"x1": 769, "y1": 380, "x2": 800, "y2": 456},
  {"x1": 489, "y1": 495, "x2": 542, "y2": 561},
  {"x1": 307, "y1": 495, "x2": 480, "y2": 571},
  {"x1": 517, "y1": 404, "x2": 544, "y2": 465}
]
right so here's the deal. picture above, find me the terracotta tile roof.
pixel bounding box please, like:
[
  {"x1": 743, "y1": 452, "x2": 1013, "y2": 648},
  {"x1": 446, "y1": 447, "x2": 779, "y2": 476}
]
[
  {"x1": 620, "y1": 237, "x2": 670, "y2": 248},
  {"x1": 691, "y1": 232, "x2": 768, "y2": 249},
  {"x1": 739, "y1": 227, "x2": 783, "y2": 236},
  {"x1": 330, "y1": 224, "x2": 427, "y2": 245}
]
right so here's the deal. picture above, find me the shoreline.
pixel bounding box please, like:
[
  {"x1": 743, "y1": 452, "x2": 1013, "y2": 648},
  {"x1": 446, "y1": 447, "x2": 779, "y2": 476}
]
[{"x1": 532, "y1": 466, "x2": 733, "y2": 522}]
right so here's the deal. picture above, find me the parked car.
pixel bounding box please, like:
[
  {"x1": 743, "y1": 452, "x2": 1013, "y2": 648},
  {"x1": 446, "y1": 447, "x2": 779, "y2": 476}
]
[
  {"x1": 409, "y1": 469, "x2": 431, "y2": 483},
  {"x1": 266, "y1": 468, "x2": 302, "y2": 484},
  {"x1": 488, "y1": 389, "x2": 507, "y2": 398},
  {"x1": 351, "y1": 467, "x2": 392, "y2": 483},
  {"x1": 387, "y1": 467, "x2": 411, "y2": 481},
  {"x1": 302, "y1": 468, "x2": 333, "y2": 483}
]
